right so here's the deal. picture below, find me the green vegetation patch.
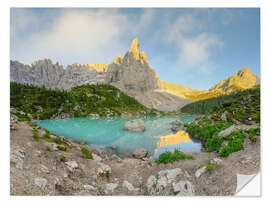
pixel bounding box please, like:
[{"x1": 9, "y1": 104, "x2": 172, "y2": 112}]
[
  {"x1": 186, "y1": 120, "x2": 231, "y2": 152},
  {"x1": 81, "y1": 147, "x2": 93, "y2": 159},
  {"x1": 155, "y1": 149, "x2": 193, "y2": 164},
  {"x1": 10, "y1": 82, "x2": 159, "y2": 120},
  {"x1": 180, "y1": 88, "x2": 260, "y2": 119},
  {"x1": 60, "y1": 155, "x2": 68, "y2": 162},
  {"x1": 219, "y1": 130, "x2": 247, "y2": 157},
  {"x1": 199, "y1": 162, "x2": 219, "y2": 170},
  {"x1": 57, "y1": 144, "x2": 67, "y2": 151},
  {"x1": 32, "y1": 128, "x2": 39, "y2": 141}
]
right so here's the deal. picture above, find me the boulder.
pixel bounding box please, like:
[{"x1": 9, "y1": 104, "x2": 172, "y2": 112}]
[
  {"x1": 111, "y1": 154, "x2": 122, "y2": 163},
  {"x1": 105, "y1": 183, "x2": 118, "y2": 194},
  {"x1": 122, "y1": 180, "x2": 138, "y2": 192},
  {"x1": 89, "y1": 114, "x2": 100, "y2": 119},
  {"x1": 170, "y1": 120, "x2": 184, "y2": 132},
  {"x1": 173, "y1": 181, "x2": 194, "y2": 196},
  {"x1": 92, "y1": 153, "x2": 103, "y2": 162},
  {"x1": 39, "y1": 164, "x2": 50, "y2": 174},
  {"x1": 146, "y1": 168, "x2": 194, "y2": 195},
  {"x1": 97, "y1": 163, "x2": 112, "y2": 177},
  {"x1": 10, "y1": 147, "x2": 25, "y2": 169},
  {"x1": 124, "y1": 119, "x2": 145, "y2": 132},
  {"x1": 132, "y1": 148, "x2": 148, "y2": 159},
  {"x1": 34, "y1": 177, "x2": 48, "y2": 189},
  {"x1": 83, "y1": 184, "x2": 96, "y2": 191},
  {"x1": 221, "y1": 111, "x2": 227, "y2": 121},
  {"x1": 10, "y1": 114, "x2": 18, "y2": 122},
  {"x1": 218, "y1": 125, "x2": 235, "y2": 137},
  {"x1": 195, "y1": 166, "x2": 207, "y2": 179},
  {"x1": 210, "y1": 158, "x2": 223, "y2": 165},
  {"x1": 65, "y1": 161, "x2": 78, "y2": 172}
]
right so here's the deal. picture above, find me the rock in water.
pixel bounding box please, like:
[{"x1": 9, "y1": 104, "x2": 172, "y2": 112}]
[
  {"x1": 124, "y1": 119, "x2": 145, "y2": 132},
  {"x1": 170, "y1": 120, "x2": 184, "y2": 132},
  {"x1": 133, "y1": 148, "x2": 148, "y2": 159}
]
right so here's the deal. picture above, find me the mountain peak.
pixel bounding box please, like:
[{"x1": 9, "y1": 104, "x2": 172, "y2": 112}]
[
  {"x1": 113, "y1": 54, "x2": 123, "y2": 65},
  {"x1": 237, "y1": 67, "x2": 252, "y2": 77},
  {"x1": 210, "y1": 67, "x2": 259, "y2": 93},
  {"x1": 129, "y1": 38, "x2": 140, "y2": 60}
]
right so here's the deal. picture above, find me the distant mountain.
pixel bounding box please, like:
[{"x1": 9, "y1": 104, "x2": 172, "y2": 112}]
[
  {"x1": 10, "y1": 38, "x2": 259, "y2": 111},
  {"x1": 159, "y1": 67, "x2": 260, "y2": 101},
  {"x1": 209, "y1": 67, "x2": 259, "y2": 93}
]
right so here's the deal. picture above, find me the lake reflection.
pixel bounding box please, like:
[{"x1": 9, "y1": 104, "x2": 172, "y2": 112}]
[{"x1": 153, "y1": 130, "x2": 202, "y2": 159}]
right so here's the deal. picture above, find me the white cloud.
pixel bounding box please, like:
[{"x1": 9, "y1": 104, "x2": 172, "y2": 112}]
[
  {"x1": 166, "y1": 14, "x2": 224, "y2": 73},
  {"x1": 11, "y1": 9, "x2": 130, "y2": 65},
  {"x1": 180, "y1": 33, "x2": 224, "y2": 67},
  {"x1": 11, "y1": 8, "x2": 224, "y2": 72}
]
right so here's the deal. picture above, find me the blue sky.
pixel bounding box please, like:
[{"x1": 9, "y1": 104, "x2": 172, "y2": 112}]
[{"x1": 10, "y1": 8, "x2": 260, "y2": 90}]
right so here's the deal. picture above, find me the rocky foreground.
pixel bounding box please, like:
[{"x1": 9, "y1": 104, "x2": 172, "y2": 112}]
[{"x1": 10, "y1": 120, "x2": 260, "y2": 196}]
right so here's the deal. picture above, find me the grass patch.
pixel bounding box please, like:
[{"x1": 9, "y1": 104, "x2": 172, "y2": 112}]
[
  {"x1": 155, "y1": 149, "x2": 193, "y2": 164},
  {"x1": 32, "y1": 128, "x2": 39, "y2": 141},
  {"x1": 246, "y1": 128, "x2": 260, "y2": 142},
  {"x1": 200, "y1": 163, "x2": 219, "y2": 170},
  {"x1": 81, "y1": 147, "x2": 93, "y2": 159},
  {"x1": 41, "y1": 133, "x2": 55, "y2": 143}
]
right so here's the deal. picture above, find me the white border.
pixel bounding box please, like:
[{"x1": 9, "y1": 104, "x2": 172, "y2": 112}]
[{"x1": 2, "y1": 0, "x2": 270, "y2": 203}]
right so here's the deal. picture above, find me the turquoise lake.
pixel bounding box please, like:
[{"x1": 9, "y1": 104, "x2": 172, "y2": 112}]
[{"x1": 35, "y1": 116, "x2": 202, "y2": 158}]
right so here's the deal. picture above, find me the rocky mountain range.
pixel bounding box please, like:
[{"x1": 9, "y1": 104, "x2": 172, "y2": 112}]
[{"x1": 10, "y1": 38, "x2": 259, "y2": 111}]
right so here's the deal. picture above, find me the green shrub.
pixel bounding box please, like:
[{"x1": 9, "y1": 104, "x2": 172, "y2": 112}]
[
  {"x1": 60, "y1": 155, "x2": 67, "y2": 162},
  {"x1": 155, "y1": 149, "x2": 193, "y2": 164},
  {"x1": 57, "y1": 144, "x2": 67, "y2": 151},
  {"x1": 81, "y1": 147, "x2": 93, "y2": 159},
  {"x1": 54, "y1": 136, "x2": 63, "y2": 144}
]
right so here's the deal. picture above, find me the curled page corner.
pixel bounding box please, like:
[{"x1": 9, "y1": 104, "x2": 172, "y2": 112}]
[{"x1": 235, "y1": 172, "x2": 261, "y2": 196}]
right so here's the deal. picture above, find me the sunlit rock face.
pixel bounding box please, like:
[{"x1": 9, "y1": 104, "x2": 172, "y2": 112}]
[
  {"x1": 158, "y1": 67, "x2": 260, "y2": 101},
  {"x1": 154, "y1": 131, "x2": 191, "y2": 154},
  {"x1": 209, "y1": 67, "x2": 259, "y2": 93}
]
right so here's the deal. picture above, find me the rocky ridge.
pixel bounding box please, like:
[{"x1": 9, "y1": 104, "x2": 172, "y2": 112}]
[{"x1": 10, "y1": 38, "x2": 191, "y2": 112}]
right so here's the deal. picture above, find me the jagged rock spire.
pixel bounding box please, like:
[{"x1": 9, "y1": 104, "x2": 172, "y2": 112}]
[{"x1": 129, "y1": 38, "x2": 140, "y2": 60}]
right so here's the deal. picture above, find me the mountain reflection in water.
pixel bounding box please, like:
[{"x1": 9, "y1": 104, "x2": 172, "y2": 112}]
[{"x1": 153, "y1": 130, "x2": 202, "y2": 159}]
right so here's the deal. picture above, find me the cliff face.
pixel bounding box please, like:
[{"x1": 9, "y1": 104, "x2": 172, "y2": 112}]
[
  {"x1": 106, "y1": 38, "x2": 159, "y2": 94},
  {"x1": 10, "y1": 59, "x2": 107, "y2": 90}
]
